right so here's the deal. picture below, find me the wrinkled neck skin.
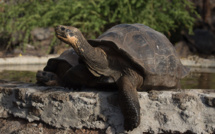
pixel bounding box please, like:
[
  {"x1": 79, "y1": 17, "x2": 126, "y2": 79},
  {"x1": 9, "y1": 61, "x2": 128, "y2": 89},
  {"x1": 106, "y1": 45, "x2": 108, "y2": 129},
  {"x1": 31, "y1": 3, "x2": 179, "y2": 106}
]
[{"x1": 69, "y1": 34, "x2": 109, "y2": 77}]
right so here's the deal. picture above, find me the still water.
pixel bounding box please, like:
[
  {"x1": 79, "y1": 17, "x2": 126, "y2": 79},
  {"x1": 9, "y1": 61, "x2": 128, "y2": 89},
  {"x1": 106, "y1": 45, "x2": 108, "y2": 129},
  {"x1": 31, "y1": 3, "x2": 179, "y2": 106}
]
[
  {"x1": 0, "y1": 65, "x2": 214, "y2": 89},
  {"x1": 0, "y1": 64, "x2": 44, "y2": 83},
  {"x1": 180, "y1": 67, "x2": 215, "y2": 89}
]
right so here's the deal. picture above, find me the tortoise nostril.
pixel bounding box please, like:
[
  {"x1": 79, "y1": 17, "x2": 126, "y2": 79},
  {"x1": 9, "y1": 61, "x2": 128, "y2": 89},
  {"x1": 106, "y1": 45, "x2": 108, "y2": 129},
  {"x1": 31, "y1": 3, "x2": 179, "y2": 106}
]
[
  {"x1": 66, "y1": 29, "x2": 71, "y2": 32},
  {"x1": 69, "y1": 32, "x2": 74, "y2": 37}
]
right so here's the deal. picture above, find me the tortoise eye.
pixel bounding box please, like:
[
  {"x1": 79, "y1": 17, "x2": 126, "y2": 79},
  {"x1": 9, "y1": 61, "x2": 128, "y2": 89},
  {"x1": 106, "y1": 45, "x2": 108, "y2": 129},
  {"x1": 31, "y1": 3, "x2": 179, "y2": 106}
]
[{"x1": 60, "y1": 27, "x2": 65, "y2": 31}]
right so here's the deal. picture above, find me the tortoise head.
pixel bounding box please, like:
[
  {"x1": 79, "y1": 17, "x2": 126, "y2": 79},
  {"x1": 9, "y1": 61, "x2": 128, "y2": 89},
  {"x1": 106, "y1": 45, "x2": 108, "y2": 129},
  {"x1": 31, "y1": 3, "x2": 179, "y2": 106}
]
[
  {"x1": 55, "y1": 25, "x2": 109, "y2": 77},
  {"x1": 55, "y1": 25, "x2": 80, "y2": 47}
]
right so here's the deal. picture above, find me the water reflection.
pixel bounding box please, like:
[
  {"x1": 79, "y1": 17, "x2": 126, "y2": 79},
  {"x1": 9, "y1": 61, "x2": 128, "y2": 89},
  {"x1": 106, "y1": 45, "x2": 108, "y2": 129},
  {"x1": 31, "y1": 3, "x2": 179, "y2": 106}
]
[
  {"x1": 198, "y1": 73, "x2": 210, "y2": 89},
  {"x1": 0, "y1": 70, "x2": 37, "y2": 83},
  {"x1": 0, "y1": 64, "x2": 45, "y2": 83},
  {"x1": 0, "y1": 65, "x2": 214, "y2": 89},
  {"x1": 181, "y1": 67, "x2": 215, "y2": 89}
]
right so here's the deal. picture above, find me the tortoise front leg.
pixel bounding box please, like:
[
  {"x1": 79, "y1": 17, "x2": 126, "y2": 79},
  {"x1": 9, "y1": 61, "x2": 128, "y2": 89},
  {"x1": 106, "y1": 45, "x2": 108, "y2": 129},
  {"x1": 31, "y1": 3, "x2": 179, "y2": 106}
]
[{"x1": 117, "y1": 75, "x2": 141, "y2": 131}]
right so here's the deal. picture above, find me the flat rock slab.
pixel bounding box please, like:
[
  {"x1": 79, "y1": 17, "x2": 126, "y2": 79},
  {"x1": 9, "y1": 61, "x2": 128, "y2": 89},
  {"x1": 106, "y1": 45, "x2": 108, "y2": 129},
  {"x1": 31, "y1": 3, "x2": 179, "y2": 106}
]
[
  {"x1": 0, "y1": 82, "x2": 215, "y2": 134},
  {"x1": 0, "y1": 55, "x2": 58, "y2": 65},
  {"x1": 181, "y1": 56, "x2": 215, "y2": 68},
  {"x1": 1, "y1": 54, "x2": 215, "y2": 68}
]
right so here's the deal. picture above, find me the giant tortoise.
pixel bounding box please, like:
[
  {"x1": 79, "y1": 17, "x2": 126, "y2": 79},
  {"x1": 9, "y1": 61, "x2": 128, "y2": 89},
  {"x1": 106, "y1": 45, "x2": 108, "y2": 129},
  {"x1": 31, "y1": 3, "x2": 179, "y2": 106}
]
[
  {"x1": 36, "y1": 48, "x2": 79, "y2": 86},
  {"x1": 52, "y1": 24, "x2": 189, "y2": 131}
]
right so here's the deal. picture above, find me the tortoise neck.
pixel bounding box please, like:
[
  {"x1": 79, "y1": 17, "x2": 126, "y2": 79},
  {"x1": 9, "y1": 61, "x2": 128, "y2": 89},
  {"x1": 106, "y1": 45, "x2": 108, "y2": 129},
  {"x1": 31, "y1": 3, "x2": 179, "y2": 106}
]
[
  {"x1": 72, "y1": 33, "x2": 93, "y2": 56},
  {"x1": 70, "y1": 33, "x2": 108, "y2": 75}
]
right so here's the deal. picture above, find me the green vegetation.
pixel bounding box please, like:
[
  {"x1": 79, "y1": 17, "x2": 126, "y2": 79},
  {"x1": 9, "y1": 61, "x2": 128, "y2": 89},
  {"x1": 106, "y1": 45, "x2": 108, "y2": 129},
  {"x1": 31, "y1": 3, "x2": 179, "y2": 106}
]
[{"x1": 0, "y1": 0, "x2": 199, "y2": 52}]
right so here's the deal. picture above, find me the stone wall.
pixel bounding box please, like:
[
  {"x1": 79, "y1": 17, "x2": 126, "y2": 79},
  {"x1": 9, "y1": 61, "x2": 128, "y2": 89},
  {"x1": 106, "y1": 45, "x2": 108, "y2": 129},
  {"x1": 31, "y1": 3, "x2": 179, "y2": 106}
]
[{"x1": 0, "y1": 81, "x2": 214, "y2": 134}]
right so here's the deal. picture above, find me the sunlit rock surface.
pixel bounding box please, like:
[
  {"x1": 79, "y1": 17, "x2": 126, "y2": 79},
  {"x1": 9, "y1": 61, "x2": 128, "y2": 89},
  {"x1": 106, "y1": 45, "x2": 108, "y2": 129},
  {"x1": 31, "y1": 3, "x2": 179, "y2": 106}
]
[{"x1": 0, "y1": 81, "x2": 215, "y2": 134}]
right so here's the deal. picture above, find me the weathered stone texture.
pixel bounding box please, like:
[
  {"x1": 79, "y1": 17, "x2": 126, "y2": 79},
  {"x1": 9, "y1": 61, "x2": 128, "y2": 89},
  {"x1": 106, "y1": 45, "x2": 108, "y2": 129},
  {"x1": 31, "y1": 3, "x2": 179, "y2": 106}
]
[{"x1": 0, "y1": 82, "x2": 215, "y2": 134}]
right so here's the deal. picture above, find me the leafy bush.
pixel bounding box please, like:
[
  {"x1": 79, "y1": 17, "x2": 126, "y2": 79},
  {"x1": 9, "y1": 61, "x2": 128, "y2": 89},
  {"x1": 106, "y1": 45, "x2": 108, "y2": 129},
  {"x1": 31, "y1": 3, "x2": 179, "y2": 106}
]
[{"x1": 0, "y1": 0, "x2": 199, "y2": 52}]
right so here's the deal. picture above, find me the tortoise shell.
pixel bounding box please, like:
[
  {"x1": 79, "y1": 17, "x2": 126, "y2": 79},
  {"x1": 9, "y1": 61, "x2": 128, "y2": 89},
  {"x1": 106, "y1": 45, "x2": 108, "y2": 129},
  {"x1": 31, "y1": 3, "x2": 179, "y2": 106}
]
[
  {"x1": 88, "y1": 24, "x2": 189, "y2": 88},
  {"x1": 44, "y1": 48, "x2": 79, "y2": 79}
]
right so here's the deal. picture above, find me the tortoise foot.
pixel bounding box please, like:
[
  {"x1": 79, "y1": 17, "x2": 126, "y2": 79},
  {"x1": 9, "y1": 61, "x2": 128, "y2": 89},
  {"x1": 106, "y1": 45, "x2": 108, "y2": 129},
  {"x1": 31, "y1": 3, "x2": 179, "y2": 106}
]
[
  {"x1": 124, "y1": 115, "x2": 140, "y2": 131},
  {"x1": 123, "y1": 102, "x2": 140, "y2": 131}
]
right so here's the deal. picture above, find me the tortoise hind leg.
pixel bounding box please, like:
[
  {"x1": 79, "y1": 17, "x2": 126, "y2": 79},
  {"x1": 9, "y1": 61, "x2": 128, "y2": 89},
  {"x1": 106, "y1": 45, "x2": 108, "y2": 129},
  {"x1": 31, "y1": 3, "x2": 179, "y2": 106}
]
[{"x1": 117, "y1": 75, "x2": 141, "y2": 131}]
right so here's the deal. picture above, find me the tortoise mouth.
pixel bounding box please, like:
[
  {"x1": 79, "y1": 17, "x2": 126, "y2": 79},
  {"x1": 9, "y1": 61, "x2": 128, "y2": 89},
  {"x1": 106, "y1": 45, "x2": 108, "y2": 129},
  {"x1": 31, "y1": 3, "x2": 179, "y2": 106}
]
[{"x1": 55, "y1": 26, "x2": 67, "y2": 38}]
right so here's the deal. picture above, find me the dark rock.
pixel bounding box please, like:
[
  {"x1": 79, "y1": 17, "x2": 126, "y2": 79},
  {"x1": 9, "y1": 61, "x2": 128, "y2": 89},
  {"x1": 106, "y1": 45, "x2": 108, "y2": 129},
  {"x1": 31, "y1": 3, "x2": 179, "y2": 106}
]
[
  {"x1": 192, "y1": 29, "x2": 215, "y2": 54},
  {"x1": 204, "y1": 96, "x2": 215, "y2": 107}
]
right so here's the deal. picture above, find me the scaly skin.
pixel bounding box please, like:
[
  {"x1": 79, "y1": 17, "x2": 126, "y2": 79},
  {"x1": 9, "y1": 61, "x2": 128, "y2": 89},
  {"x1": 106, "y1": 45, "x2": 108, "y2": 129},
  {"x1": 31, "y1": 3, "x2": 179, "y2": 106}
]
[{"x1": 117, "y1": 75, "x2": 141, "y2": 131}]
